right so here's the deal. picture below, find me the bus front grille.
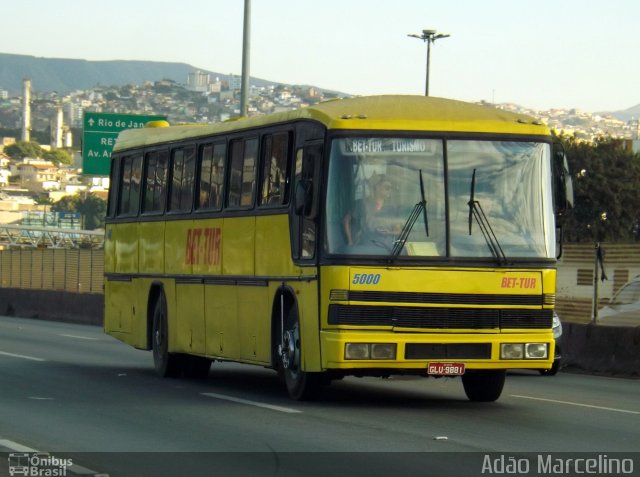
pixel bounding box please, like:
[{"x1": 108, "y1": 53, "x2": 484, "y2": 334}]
[
  {"x1": 405, "y1": 343, "x2": 492, "y2": 359},
  {"x1": 328, "y1": 305, "x2": 552, "y2": 330},
  {"x1": 347, "y1": 290, "x2": 542, "y2": 306}
]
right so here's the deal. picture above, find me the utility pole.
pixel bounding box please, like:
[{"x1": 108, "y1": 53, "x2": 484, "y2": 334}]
[{"x1": 240, "y1": 0, "x2": 251, "y2": 116}]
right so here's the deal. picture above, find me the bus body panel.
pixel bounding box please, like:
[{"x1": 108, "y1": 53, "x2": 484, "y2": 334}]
[
  {"x1": 175, "y1": 282, "x2": 206, "y2": 355},
  {"x1": 205, "y1": 283, "x2": 239, "y2": 359},
  {"x1": 139, "y1": 221, "x2": 165, "y2": 274},
  {"x1": 222, "y1": 216, "x2": 255, "y2": 276},
  {"x1": 255, "y1": 214, "x2": 298, "y2": 276},
  {"x1": 114, "y1": 222, "x2": 138, "y2": 274}
]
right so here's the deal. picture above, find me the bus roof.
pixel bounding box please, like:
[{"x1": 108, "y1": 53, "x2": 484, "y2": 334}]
[{"x1": 113, "y1": 95, "x2": 550, "y2": 152}]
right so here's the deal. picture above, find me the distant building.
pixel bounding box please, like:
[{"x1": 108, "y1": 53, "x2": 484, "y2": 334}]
[
  {"x1": 187, "y1": 71, "x2": 209, "y2": 93},
  {"x1": 64, "y1": 102, "x2": 83, "y2": 128},
  {"x1": 229, "y1": 75, "x2": 242, "y2": 92}
]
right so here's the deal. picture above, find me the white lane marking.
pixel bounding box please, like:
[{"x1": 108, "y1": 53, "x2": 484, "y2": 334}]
[
  {"x1": 0, "y1": 438, "x2": 38, "y2": 452},
  {"x1": 28, "y1": 396, "x2": 54, "y2": 400},
  {"x1": 511, "y1": 394, "x2": 640, "y2": 415},
  {"x1": 0, "y1": 438, "x2": 101, "y2": 475},
  {"x1": 59, "y1": 334, "x2": 98, "y2": 341},
  {"x1": 201, "y1": 392, "x2": 302, "y2": 414},
  {"x1": 0, "y1": 351, "x2": 46, "y2": 362}
]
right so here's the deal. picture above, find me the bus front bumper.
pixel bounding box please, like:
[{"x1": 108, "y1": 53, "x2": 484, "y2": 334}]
[{"x1": 319, "y1": 330, "x2": 555, "y2": 372}]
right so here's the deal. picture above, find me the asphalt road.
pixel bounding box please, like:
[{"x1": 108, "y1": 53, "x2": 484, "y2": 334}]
[{"x1": 0, "y1": 316, "x2": 638, "y2": 477}]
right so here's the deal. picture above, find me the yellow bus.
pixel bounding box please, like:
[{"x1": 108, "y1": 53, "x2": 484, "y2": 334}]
[{"x1": 104, "y1": 95, "x2": 572, "y2": 402}]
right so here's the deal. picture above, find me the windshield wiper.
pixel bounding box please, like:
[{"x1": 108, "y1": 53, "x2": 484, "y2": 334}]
[
  {"x1": 467, "y1": 168, "x2": 508, "y2": 265},
  {"x1": 391, "y1": 170, "x2": 428, "y2": 257}
]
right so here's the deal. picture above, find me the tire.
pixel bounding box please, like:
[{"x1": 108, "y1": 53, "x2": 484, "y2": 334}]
[
  {"x1": 278, "y1": 304, "x2": 322, "y2": 400},
  {"x1": 151, "y1": 292, "x2": 182, "y2": 378},
  {"x1": 461, "y1": 370, "x2": 506, "y2": 402},
  {"x1": 540, "y1": 345, "x2": 562, "y2": 376},
  {"x1": 539, "y1": 362, "x2": 559, "y2": 376}
]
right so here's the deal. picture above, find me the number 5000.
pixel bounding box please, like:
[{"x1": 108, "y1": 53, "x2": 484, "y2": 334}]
[{"x1": 352, "y1": 273, "x2": 381, "y2": 285}]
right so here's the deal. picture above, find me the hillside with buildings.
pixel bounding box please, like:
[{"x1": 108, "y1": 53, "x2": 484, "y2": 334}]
[{"x1": 0, "y1": 58, "x2": 639, "y2": 229}]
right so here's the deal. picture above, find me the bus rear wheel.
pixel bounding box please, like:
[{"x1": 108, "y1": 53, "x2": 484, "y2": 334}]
[
  {"x1": 152, "y1": 292, "x2": 182, "y2": 378},
  {"x1": 461, "y1": 370, "x2": 506, "y2": 402},
  {"x1": 279, "y1": 305, "x2": 322, "y2": 400}
]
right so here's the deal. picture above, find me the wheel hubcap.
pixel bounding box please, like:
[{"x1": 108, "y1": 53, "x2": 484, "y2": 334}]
[{"x1": 281, "y1": 328, "x2": 298, "y2": 371}]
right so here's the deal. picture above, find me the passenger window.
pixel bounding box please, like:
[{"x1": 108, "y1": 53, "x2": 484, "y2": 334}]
[
  {"x1": 107, "y1": 157, "x2": 120, "y2": 218},
  {"x1": 259, "y1": 132, "x2": 290, "y2": 207},
  {"x1": 228, "y1": 138, "x2": 257, "y2": 208},
  {"x1": 197, "y1": 143, "x2": 226, "y2": 211},
  {"x1": 117, "y1": 154, "x2": 142, "y2": 216},
  {"x1": 169, "y1": 146, "x2": 196, "y2": 212},
  {"x1": 142, "y1": 150, "x2": 168, "y2": 214}
]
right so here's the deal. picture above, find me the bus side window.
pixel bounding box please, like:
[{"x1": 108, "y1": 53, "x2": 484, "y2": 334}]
[
  {"x1": 197, "y1": 143, "x2": 226, "y2": 211},
  {"x1": 107, "y1": 156, "x2": 120, "y2": 218},
  {"x1": 169, "y1": 146, "x2": 196, "y2": 212},
  {"x1": 142, "y1": 150, "x2": 168, "y2": 214},
  {"x1": 117, "y1": 154, "x2": 142, "y2": 216},
  {"x1": 228, "y1": 138, "x2": 257, "y2": 209},
  {"x1": 259, "y1": 132, "x2": 291, "y2": 207}
]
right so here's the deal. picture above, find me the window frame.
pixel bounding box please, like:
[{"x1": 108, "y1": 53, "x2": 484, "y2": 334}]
[
  {"x1": 227, "y1": 136, "x2": 259, "y2": 210},
  {"x1": 167, "y1": 144, "x2": 197, "y2": 214},
  {"x1": 116, "y1": 153, "x2": 143, "y2": 218},
  {"x1": 141, "y1": 148, "x2": 169, "y2": 216},
  {"x1": 258, "y1": 131, "x2": 292, "y2": 209},
  {"x1": 195, "y1": 140, "x2": 227, "y2": 213}
]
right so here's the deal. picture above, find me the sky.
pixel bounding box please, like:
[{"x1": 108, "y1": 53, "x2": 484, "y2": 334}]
[{"x1": 3, "y1": 0, "x2": 639, "y2": 112}]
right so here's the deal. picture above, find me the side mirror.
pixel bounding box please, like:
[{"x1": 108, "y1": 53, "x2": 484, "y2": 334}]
[{"x1": 554, "y1": 145, "x2": 574, "y2": 213}]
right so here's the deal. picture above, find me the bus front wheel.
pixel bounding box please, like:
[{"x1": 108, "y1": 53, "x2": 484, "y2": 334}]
[
  {"x1": 152, "y1": 293, "x2": 182, "y2": 378},
  {"x1": 461, "y1": 370, "x2": 506, "y2": 402},
  {"x1": 279, "y1": 305, "x2": 322, "y2": 400}
]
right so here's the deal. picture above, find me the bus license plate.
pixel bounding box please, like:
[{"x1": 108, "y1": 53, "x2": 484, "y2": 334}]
[{"x1": 428, "y1": 362, "x2": 465, "y2": 376}]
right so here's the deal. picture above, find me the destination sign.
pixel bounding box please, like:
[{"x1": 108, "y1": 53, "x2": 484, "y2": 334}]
[{"x1": 342, "y1": 138, "x2": 434, "y2": 154}]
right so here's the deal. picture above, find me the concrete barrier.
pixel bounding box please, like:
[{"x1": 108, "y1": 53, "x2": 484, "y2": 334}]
[
  {"x1": 0, "y1": 288, "x2": 102, "y2": 326},
  {"x1": 562, "y1": 322, "x2": 640, "y2": 377},
  {"x1": 0, "y1": 287, "x2": 638, "y2": 378}
]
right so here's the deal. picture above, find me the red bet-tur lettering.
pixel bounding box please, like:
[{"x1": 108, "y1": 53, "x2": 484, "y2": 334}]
[
  {"x1": 204, "y1": 228, "x2": 221, "y2": 265},
  {"x1": 185, "y1": 228, "x2": 203, "y2": 265},
  {"x1": 501, "y1": 277, "x2": 518, "y2": 288}
]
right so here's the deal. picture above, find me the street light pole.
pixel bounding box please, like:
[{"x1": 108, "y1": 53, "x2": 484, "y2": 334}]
[
  {"x1": 407, "y1": 29, "x2": 450, "y2": 96},
  {"x1": 240, "y1": 0, "x2": 251, "y2": 117}
]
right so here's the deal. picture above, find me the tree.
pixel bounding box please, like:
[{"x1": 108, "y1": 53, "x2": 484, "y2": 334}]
[
  {"x1": 559, "y1": 135, "x2": 640, "y2": 242},
  {"x1": 43, "y1": 149, "x2": 73, "y2": 166},
  {"x1": 4, "y1": 141, "x2": 43, "y2": 159},
  {"x1": 51, "y1": 192, "x2": 107, "y2": 230}
]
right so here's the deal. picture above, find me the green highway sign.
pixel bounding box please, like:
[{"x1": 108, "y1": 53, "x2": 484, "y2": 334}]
[{"x1": 82, "y1": 112, "x2": 166, "y2": 176}]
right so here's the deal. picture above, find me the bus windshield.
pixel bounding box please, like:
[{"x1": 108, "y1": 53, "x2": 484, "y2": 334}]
[{"x1": 324, "y1": 137, "x2": 555, "y2": 260}]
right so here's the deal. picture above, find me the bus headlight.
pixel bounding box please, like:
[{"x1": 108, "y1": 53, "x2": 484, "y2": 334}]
[
  {"x1": 345, "y1": 343, "x2": 396, "y2": 360},
  {"x1": 371, "y1": 343, "x2": 397, "y2": 360},
  {"x1": 345, "y1": 343, "x2": 369, "y2": 360},
  {"x1": 501, "y1": 343, "x2": 549, "y2": 359},
  {"x1": 501, "y1": 343, "x2": 524, "y2": 359},
  {"x1": 525, "y1": 343, "x2": 548, "y2": 359}
]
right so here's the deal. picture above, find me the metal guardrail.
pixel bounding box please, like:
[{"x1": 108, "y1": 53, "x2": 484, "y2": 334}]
[{"x1": 0, "y1": 224, "x2": 104, "y2": 249}]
